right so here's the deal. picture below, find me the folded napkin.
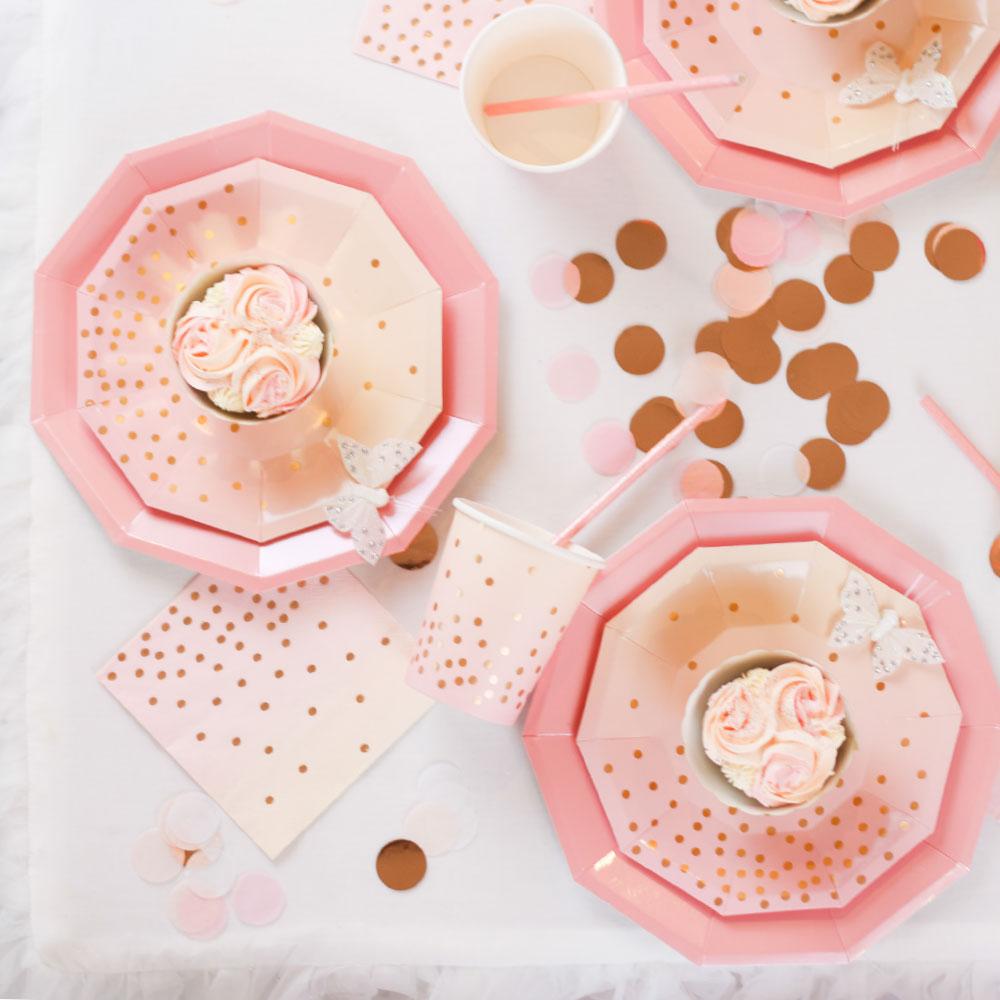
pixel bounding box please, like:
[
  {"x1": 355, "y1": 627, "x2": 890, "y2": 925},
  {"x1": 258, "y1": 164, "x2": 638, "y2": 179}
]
[
  {"x1": 99, "y1": 572, "x2": 431, "y2": 858},
  {"x1": 354, "y1": 0, "x2": 594, "y2": 86}
]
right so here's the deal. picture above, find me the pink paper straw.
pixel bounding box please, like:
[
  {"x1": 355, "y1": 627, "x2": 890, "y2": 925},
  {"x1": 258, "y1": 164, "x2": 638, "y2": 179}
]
[
  {"x1": 484, "y1": 74, "x2": 743, "y2": 118},
  {"x1": 554, "y1": 401, "x2": 725, "y2": 547},
  {"x1": 921, "y1": 394, "x2": 1000, "y2": 494}
]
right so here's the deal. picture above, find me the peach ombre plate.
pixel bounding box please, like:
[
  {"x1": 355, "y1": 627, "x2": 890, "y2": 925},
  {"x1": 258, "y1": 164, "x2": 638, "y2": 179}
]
[
  {"x1": 32, "y1": 113, "x2": 497, "y2": 588},
  {"x1": 524, "y1": 498, "x2": 1000, "y2": 963},
  {"x1": 640, "y1": 0, "x2": 998, "y2": 167},
  {"x1": 597, "y1": 0, "x2": 1000, "y2": 215}
]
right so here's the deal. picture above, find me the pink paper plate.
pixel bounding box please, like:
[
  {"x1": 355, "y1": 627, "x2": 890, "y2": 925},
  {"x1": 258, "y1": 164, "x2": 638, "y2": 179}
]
[
  {"x1": 642, "y1": 0, "x2": 999, "y2": 168},
  {"x1": 33, "y1": 113, "x2": 498, "y2": 587},
  {"x1": 524, "y1": 498, "x2": 1000, "y2": 963},
  {"x1": 579, "y1": 540, "x2": 961, "y2": 917},
  {"x1": 598, "y1": 1, "x2": 1000, "y2": 216}
]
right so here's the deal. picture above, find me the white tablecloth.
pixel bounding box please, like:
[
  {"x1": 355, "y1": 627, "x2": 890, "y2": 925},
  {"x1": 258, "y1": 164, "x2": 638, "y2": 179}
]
[{"x1": 4, "y1": 0, "x2": 1000, "y2": 996}]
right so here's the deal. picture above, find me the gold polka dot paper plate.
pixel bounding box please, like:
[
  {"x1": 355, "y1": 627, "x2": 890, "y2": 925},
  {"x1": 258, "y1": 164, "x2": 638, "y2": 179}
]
[
  {"x1": 33, "y1": 114, "x2": 498, "y2": 587},
  {"x1": 640, "y1": 0, "x2": 999, "y2": 168},
  {"x1": 523, "y1": 498, "x2": 1000, "y2": 962}
]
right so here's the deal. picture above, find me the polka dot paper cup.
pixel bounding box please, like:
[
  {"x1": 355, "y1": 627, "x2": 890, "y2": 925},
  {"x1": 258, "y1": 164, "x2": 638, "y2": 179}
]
[{"x1": 408, "y1": 499, "x2": 604, "y2": 725}]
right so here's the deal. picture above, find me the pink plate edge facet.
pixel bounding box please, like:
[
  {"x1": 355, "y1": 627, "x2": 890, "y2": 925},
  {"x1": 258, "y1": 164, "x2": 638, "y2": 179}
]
[
  {"x1": 523, "y1": 497, "x2": 1000, "y2": 964},
  {"x1": 596, "y1": 1, "x2": 1000, "y2": 217},
  {"x1": 32, "y1": 113, "x2": 498, "y2": 589}
]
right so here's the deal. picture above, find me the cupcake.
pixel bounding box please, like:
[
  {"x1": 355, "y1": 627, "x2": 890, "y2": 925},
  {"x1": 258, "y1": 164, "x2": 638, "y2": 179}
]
[
  {"x1": 172, "y1": 263, "x2": 325, "y2": 420},
  {"x1": 702, "y1": 661, "x2": 847, "y2": 809}
]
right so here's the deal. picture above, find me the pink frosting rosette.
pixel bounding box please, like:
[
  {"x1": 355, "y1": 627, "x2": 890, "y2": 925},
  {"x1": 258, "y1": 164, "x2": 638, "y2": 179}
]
[
  {"x1": 221, "y1": 263, "x2": 317, "y2": 335},
  {"x1": 701, "y1": 660, "x2": 847, "y2": 809},
  {"x1": 751, "y1": 729, "x2": 839, "y2": 808},
  {"x1": 236, "y1": 345, "x2": 320, "y2": 419},
  {"x1": 172, "y1": 313, "x2": 252, "y2": 392},
  {"x1": 768, "y1": 662, "x2": 845, "y2": 738},
  {"x1": 702, "y1": 673, "x2": 775, "y2": 766},
  {"x1": 173, "y1": 263, "x2": 325, "y2": 419},
  {"x1": 784, "y1": 0, "x2": 866, "y2": 21}
]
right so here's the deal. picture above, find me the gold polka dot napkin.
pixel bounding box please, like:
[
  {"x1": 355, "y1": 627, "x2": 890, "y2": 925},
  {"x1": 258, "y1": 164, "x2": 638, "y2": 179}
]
[
  {"x1": 99, "y1": 573, "x2": 431, "y2": 858},
  {"x1": 353, "y1": 0, "x2": 594, "y2": 86}
]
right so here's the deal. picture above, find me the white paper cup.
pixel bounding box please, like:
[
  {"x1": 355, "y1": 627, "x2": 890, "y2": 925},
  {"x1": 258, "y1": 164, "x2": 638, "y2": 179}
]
[
  {"x1": 682, "y1": 650, "x2": 856, "y2": 815},
  {"x1": 460, "y1": 6, "x2": 627, "y2": 173},
  {"x1": 407, "y1": 499, "x2": 603, "y2": 725}
]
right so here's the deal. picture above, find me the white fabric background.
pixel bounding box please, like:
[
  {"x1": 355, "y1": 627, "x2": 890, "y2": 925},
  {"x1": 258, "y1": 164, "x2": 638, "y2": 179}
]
[{"x1": 3, "y1": 0, "x2": 1000, "y2": 996}]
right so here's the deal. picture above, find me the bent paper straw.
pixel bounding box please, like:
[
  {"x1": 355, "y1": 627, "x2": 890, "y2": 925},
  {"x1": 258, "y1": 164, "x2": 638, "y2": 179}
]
[
  {"x1": 921, "y1": 394, "x2": 1000, "y2": 494},
  {"x1": 554, "y1": 400, "x2": 726, "y2": 547},
  {"x1": 484, "y1": 74, "x2": 744, "y2": 118}
]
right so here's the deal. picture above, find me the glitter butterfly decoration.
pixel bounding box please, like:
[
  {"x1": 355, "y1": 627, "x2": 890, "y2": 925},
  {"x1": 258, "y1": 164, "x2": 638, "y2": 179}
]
[
  {"x1": 829, "y1": 569, "x2": 944, "y2": 679},
  {"x1": 839, "y1": 39, "x2": 957, "y2": 110},
  {"x1": 324, "y1": 435, "x2": 421, "y2": 565}
]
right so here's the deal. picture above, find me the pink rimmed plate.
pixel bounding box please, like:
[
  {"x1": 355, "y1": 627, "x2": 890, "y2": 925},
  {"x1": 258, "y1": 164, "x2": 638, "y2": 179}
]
[
  {"x1": 598, "y1": 1, "x2": 1000, "y2": 216},
  {"x1": 578, "y1": 540, "x2": 960, "y2": 917},
  {"x1": 33, "y1": 113, "x2": 498, "y2": 587},
  {"x1": 524, "y1": 498, "x2": 1000, "y2": 963},
  {"x1": 642, "y1": 0, "x2": 999, "y2": 168}
]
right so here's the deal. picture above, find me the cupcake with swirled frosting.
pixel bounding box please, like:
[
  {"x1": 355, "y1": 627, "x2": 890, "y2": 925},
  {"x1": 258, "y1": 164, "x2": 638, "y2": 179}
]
[
  {"x1": 172, "y1": 264, "x2": 325, "y2": 419},
  {"x1": 703, "y1": 662, "x2": 847, "y2": 809}
]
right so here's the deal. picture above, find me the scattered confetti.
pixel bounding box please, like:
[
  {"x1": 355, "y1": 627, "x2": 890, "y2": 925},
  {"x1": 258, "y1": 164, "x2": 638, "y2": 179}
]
[
  {"x1": 782, "y1": 214, "x2": 823, "y2": 264},
  {"x1": 800, "y1": 438, "x2": 846, "y2": 489},
  {"x1": 827, "y1": 381, "x2": 891, "y2": 445},
  {"x1": 758, "y1": 445, "x2": 810, "y2": 497},
  {"x1": 547, "y1": 350, "x2": 600, "y2": 402},
  {"x1": 716, "y1": 207, "x2": 760, "y2": 272},
  {"x1": 167, "y1": 884, "x2": 228, "y2": 941},
  {"x1": 680, "y1": 459, "x2": 727, "y2": 499},
  {"x1": 729, "y1": 206, "x2": 785, "y2": 268},
  {"x1": 231, "y1": 872, "x2": 287, "y2": 926},
  {"x1": 772, "y1": 279, "x2": 826, "y2": 332},
  {"x1": 162, "y1": 792, "x2": 222, "y2": 851},
  {"x1": 849, "y1": 221, "x2": 899, "y2": 272},
  {"x1": 926, "y1": 224, "x2": 986, "y2": 281},
  {"x1": 616, "y1": 220, "x2": 667, "y2": 270},
  {"x1": 131, "y1": 829, "x2": 184, "y2": 884},
  {"x1": 720, "y1": 314, "x2": 782, "y2": 384},
  {"x1": 673, "y1": 353, "x2": 733, "y2": 414},
  {"x1": 786, "y1": 343, "x2": 859, "y2": 400},
  {"x1": 390, "y1": 522, "x2": 439, "y2": 570},
  {"x1": 710, "y1": 460, "x2": 735, "y2": 498},
  {"x1": 695, "y1": 400, "x2": 744, "y2": 449},
  {"x1": 531, "y1": 254, "x2": 581, "y2": 309},
  {"x1": 824, "y1": 255, "x2": 875, "y2": 304},
  {"x1": 572, "y1": 253, "x2": 615, "y2": 303},
  {"x1": 614, "y1": 324, "x2": 665, "y2": 375},
  {"x1": 376, "y1": 839, "x2": 427, "y2": 891},
  {"x1": 713, "y1": 262, "x2": 774, "y2": 317},
  {"x1": 583, "y1": 420, "x2": 637, "y2": 475},
  {"x1": 630, "y1": 397, "x2": 684, "y2": 452},
  {"x1": 991, "y1": 535, "x2": 1000, "y2": 578}
]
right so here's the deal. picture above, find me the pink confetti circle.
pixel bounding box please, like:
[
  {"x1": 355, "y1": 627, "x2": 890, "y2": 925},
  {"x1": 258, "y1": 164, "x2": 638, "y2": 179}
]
[
  {"x1": 674, "y1": 353, "x2": 733, "y2": 415},
  {"x1": 530, "y1": 254, "x2": 581, "y2": 309},
  {"x1": 758, "y1": 445, "x2": 811, "y2": 497},
  {"x1": 730, "y1": 207, "x2": 785, "y2": 267},
  {"x1": 782, "y1": 214, "x2": 822, "y2": 264},
  {"x1": 779, "y1": 208, "x2": 808, "y2": 230},
  {"x1": 166, "y1": 884, "x2": 228, "y2": 940},
  {"x1": 582, "y1": 420, "x2": 636, "y2": 476},
  {"x1": 131, "y1": 829, "x2": 184, "y2": 884},
  {"x1": 546, "y1": 350, "x2": 600, "y2": 402},
  {"x1": 679, "y1": 460, "x2": 726, "y2": 499},
  {"x1": 712, "y1": 263, "x2": 774, "y2": 318},
  {"x1": 231, "y1": 872, "x2": 286, "y2": 927},
  {"x1": 163, "y1": 791, "x2": 221, "y2": 850}
]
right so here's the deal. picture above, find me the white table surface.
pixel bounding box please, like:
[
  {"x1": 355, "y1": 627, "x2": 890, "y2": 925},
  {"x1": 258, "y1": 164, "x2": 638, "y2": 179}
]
[{"x1": 4, "y1": 0, "x2": 1000, "y2": 996}]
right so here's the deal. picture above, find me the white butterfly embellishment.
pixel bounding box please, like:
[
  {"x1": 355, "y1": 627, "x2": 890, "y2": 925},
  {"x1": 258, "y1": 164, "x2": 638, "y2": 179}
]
[
  {"x1": 839, "y1": 39, "x2": 957, "y2": 110},
  {"x1": 324, "y1": 435, "x2": 421, "y2": 565},
  {"x1": 829, "y1": 569, "x2": 944, "y2": 679}
]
